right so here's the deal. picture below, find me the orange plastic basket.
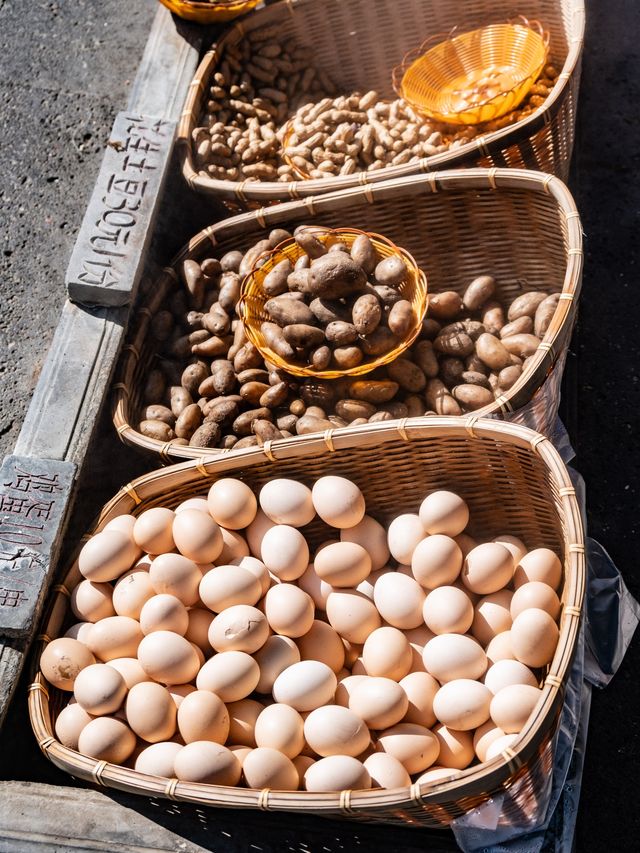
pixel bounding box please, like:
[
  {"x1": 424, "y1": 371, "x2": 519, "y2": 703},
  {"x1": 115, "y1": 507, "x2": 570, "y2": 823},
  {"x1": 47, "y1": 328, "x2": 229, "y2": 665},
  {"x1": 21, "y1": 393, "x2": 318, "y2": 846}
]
[
  {"x1": 157, "y1": 0, "x2": 260, "y2": 24},
  {"x1": 395, "y1": 19, "x2": 549, "y2": 126},
  {"x1": 238, "y1": 227, "x2": 428, "y2": 379}
]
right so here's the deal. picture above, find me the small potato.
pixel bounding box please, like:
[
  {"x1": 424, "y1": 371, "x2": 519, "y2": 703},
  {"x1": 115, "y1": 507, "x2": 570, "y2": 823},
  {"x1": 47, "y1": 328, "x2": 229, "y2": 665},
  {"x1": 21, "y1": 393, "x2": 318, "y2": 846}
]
[
  {"x1": 234, "y1": 343, "x2": 263, "y2": 373},
  {"x1": 209, "y1": 360, "x2": 237, "y2": 396},
  {"x1": 335, "y1": 399, "x2": 377, "y2": 422},
  {"x1": 140, "y1": 419, "x2": 175, "y2": 441},
  {"x1": 234, "y1": 436, "x2": 259, "y2": 450},
  {"x1": 287, "y1": 269, "x2": 313, "y2": 293},
  {"x1": 498, "y1": 365, "x2": 522, "y2": 390},
  {"x1": 461, "y1": 320, "x2": 485, "y2": 341},
  {"x1": 261, "y1": 322, "x2": 295, "y2": 359},
  {"x1": 309, "y1": 253, "x2": 367, "y2": 299},
  {"x1": 252, "y1": 419, "x2": 284, "y2": 443},
  {"x1": 263, "y1": 259, "x2": 292, "y2": 297},
  {"x1": 332, "y1": 346, "x2": 363, "y2": 369},
  {"x1": 175, "y1": 403, "x2": 203, "y2": 439},
  {"x1": 360, "y1": 327, "x2": 397, "y2": 356},
  {"x1": 296, "y1": 414, "x2": 335, "y2": 434},
  {"x1": 295, "y1": 229, "x2": 327, "y2": 258},
  {"x1": 239, "y1": 240, "x2": 271, "y2": 277},
  {"x1": 501, "y1": 334, "x2": 541, "y2": 358},
  {"x1": 265, "y1": 296, "x2": 315, "y2": 327},
  {"x1": 425, "y1": 379, "x2": 462, "y2": 415},
  {"x1": 260, "y1": 381, "x2": 289, "y2": 408},
  {"x1": 170, "y1": 386, "x2": 193, "y2": 418},
  {"x1": 283, "y1": 324, "x2": 326, "y2": 348},
  {"x1": 277, "y1": 413, "x2": 298, "y2": 432},
  {"x1": 350, "y1": 234, "x2": 377, "y2": 273},
  {"x1": 202, "y1": 308, "x2": 231, "y2": 337},
  {"x1": 380, "y1": 401, "x2": 409, "y2": 418},
  {"x1": 465, "y1": 353, "x2": 489, "y2": 376},
  {"x1": 439, "y1": 357, "x2": 465, "y2": 389},
  {"x1": 310, "y1": 297, "x2": 351, "y2": 325},
  {"x1": 405, "y1": 395, "x2": 426, "y2": 417},
  {"x1": 190, "y1": 422, "x2": 221, "y2": 448},
  {"x1": 368, "y1": 411, "x2": 393, "y2": 422},
  {"x1": 411, "y1": 340, "x2": 439, "y2": 378},
  {"x1": 204, "y1": 399, "x2": 239, "y2": 426},
  {"x1": 268, "y1": 229, "x2": 292, "y2": 248},
  {"x1": 421, "y1": 317, "x2": 442, "y2": 340},
  {"x1": 218, "y1": 272, "x2": 242, "y2": 312},
  {"x1": 192, "y1": 335, "x2": 229, "y2": 358},
  {"x1": 144, "y1": 369, "x2": 166, "y2": 403},
  {"x1": 240, "y1": 382, "x2": 271, "y2": 405},
  {"x1": 387, "y1": 358, "x2": 426, "y2": 392},
  {"x1": 374, "y1": 255, "x2": 407, "y2": 287},
  {"x1": 452, "y1": 384, "x2": 495, "y2": 411},
  {"x1": 481, "y1": 301, "x2": 505, "y2": 335},
  {"x1": 434, "y1": 330, "x2": 474, "y2": 358},
  {"x1": 233, "y1": 408, "x2": 273, "y2": 436},
  {"x1": 463, "y1": 275, "x2": 495, "y2": 312},
  {"x1": 388, "y1": 300, "x2": 413, "y2": 337},
  {"x1": 507, "y1": 291, "x2": 547, "y2": 322},
  {"x1": 352, "y1": 294, "x2": 382, "y2": 335},
  {"x1": 144, "y1": 405, "x2": 175, "y2": 427},
  {"x1": 373, "y1": 285, "x2": 403, "y2": 307},
  {"x1": 534, "y1": 293, "x2": 560, "y2": 338},
  {"x1": 500, "y1": 317, "x2": 533, "y2": 339},
  {"x1": 461, "y1": 371, "x2": 491, "y2": 389},
  {"x1": 325, "y1": 321, "x2": 358, "y2": 346},
  {"x1": 310, "y1": 346, "x2": 332, "y2": 370},
  {"x1": 475, "y1": 333, "x2": 512, "y2": 370},
  {"x1": 349, "y1": 379, "x2": 399, "y2": 403},
  {"x1": 428, "y1": 292, "x2": 463, "y2": 321},
  {"x1": 237, "y1": 368, "x2": 270, "y2": 385},
  {"x1": 221, "y1": 250, "x2": 243, "y2": 272}
]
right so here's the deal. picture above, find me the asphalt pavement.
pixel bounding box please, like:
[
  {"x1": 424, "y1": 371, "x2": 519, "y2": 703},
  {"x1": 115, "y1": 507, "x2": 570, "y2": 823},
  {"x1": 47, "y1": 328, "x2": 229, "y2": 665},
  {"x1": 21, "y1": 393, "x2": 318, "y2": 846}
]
[{"x1": 0, "y1": 1, "x2": 638, "y2": 851}]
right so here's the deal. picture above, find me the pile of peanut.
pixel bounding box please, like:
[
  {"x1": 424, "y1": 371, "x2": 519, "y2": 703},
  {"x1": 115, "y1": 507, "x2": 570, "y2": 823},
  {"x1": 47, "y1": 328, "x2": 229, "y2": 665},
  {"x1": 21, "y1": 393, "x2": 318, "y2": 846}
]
[
  {"x1": 138, "y1": 226, "x2": 559, "y2": 451},
  {"x1": 259, "y1": 230, "x2": 416, "y2": 370},
  {"x1": 193, "y1": 24, "x2": 559, "y2": 184}
]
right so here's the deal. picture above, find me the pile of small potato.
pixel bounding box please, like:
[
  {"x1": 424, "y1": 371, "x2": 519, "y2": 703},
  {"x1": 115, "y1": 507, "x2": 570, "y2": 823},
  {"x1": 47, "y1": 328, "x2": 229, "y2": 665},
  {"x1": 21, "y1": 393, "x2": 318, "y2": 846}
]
[
  {"x1": 193, "y1": 22, "x2": 560, "y2": 184},
  {"x1": 41, "y1": 477, "x2": 563, "y2": 792},
  {"x1": 259, "y1": 230, "x2": 416, "y2": 371},
  {"x1": 138, "y1": 225, "x2": 560, "y2": 451}
]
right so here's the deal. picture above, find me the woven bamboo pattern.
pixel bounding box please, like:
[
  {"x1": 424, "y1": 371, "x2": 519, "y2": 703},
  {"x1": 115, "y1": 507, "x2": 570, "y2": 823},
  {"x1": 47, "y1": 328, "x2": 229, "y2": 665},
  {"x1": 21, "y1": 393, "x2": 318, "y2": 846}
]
[
  {"x1": 238, "y1": 227, "x2": 428, "y2": 378},
  {"x1": 29, "y1": 417, "x2": 585, "y2": 827},
  {"x1": 113, "y1": 168, "x2": 583, "y2": 462},
  {"x1": 157, "y1": 0, "x2": 260, "y2": 24},
  {"x1": 177, "y1": 0, "x2": 584, "y2": 204}
]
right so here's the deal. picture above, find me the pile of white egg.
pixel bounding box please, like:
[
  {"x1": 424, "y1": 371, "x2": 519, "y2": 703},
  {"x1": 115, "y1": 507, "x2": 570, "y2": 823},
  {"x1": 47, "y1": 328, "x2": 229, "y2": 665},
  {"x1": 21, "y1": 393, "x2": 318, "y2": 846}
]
[{"x1": 40, "y1": 475, "x2": 562, "y2": 793}]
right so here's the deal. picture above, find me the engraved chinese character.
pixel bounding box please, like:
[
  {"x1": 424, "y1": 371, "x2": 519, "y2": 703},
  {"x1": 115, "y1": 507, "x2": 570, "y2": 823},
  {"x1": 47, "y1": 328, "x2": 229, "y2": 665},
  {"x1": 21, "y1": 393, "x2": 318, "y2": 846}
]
[
  {"x1": 7, "y1": 468, "x2": 63, "y2": 494},
  {"x1": 0, "y1": 495, "x2": 29, "y2": 515},
  {"x1": 0, "y1": 519, "x2": 44, "y2": 547},
  {"x1": 0, "y1": 587, "x2": 28, "y2": 607}
]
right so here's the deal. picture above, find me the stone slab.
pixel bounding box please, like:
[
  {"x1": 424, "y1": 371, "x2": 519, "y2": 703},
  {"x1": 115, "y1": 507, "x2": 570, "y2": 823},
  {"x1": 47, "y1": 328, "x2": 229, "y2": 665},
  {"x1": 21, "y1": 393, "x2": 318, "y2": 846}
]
[
  {"x1": 0, "y1": 455, "x2": 75, "y2": 637},
  {"x1": 65, "y1": 111, "x2": 176, "y2": 307}
]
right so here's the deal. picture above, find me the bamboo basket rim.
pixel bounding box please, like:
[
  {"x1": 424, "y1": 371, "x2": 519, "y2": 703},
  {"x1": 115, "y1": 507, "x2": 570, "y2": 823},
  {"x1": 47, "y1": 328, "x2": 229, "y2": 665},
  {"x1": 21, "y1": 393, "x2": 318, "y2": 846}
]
[
  {"x1": 177, "y1": 0, "x2": 585, "y2": 202},
  {"x1": 112, "y1": 167, "x2": 583, "y2": 462},
  {"x1": 29, "y1": 416, "x2": 585, "y2": 818},
  {"x1": 237, "y1": 226, "x2": 429, "y2": 378}
]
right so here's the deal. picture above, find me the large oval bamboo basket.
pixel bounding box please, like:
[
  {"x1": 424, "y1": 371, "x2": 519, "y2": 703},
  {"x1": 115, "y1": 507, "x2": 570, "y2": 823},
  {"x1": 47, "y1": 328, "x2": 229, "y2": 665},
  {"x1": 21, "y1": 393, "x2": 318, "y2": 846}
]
[
  {"x1": 113, "y1": 168, "x2": 583, "y2": 462},
  {"x1": 178, "y1": 0, "x2": 584, "y2": 205},
  {"x1": 29, "y1": 417, "x2": 585, "y2": 828}
]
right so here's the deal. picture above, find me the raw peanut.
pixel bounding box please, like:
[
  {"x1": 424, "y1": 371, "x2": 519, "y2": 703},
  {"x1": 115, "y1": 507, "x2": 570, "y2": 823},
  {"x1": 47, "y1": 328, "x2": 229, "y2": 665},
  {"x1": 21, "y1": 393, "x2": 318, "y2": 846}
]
[
  {"x1": 534, "y1": 293, "x2": 560, "y2": 338},
  {"x1": 439, "y1": 358, "x2": 465, "y2": 388},
  {"x1": 373, "y1": 285, "x2": 403, "y2": 307},
  {"x1": 501, "y1": 334, "x2": 541, "y2": 358},
  {"x1": 295, "y1": 229, "x2": 327, "y2": 258},
  {"x1": 308, "y1": 253, "x2": 367, "y2": 299},
  {"x1": 332, "y1": 346, "x2": 363, "y2": 369},
  {"x1": 170, "y1": 386, "x2": 193, "y2": 418},
  {"x1": 420, "y1": 317, "x2": 441, "y2": 340},
  {"x1": 310, "y1": 346, "x2": 332, "y2": 370},
  {"x1": 192, "y1": 336, "x2": 229, "y2": 357},
  {"x1": 261, "y1": 322, "x2": 295, "y2": 359},
  {"x1": 425, "y1": 379, "x2": 462, "y2": 416},
  {"x1": 221, "y1": 250, "x2": 243, "y2": 272},
  {"x1": 481, "y1": 301, "x2": 505, "y2": 335},
  {"x1": 360, "y1": 327, "x2": 397, "y2": 356},
  {"x1": 240, "y1": 381, "x2": 271, "y2": 405},
  {"x1": 265, "y1": 296, "x2": 316, "y2": 326},
  {"x1": 500, "y1": 316, "x2": 533, "y2": 338},
  {"x1": 175, "y1": 404, "x2": 203, "y2": 439},
  {"x1": 310, "y1": 297, "x2": 350, "y2": 324},
  {"x1": 335, "y1": 399, "x2": 376, "y2": 422},
  {"x1": 434, "y1": 330, "x2": 474, "y2": 358},
  {"x1": 388, "y1": 300, "x2": 413, "y2": 337},
  {"x1": 140, "y1": 420, "x2": 175, "y2": 442},
  {"x1": 233, "y1": 407, "x2": 273, "y2": 436},
  {"x1": 374, "y1": 255, "x2": 407, "y2": 287},
  {"x1": 428, "y1": 291, "x2": 464, "y2": 321},
  {"x1": 295, "y1": 414, "x2": 335, "y2": 434},
  {"x1": 182, "y1": 260, "x2": 205, "y2": 308},
  {"x1": 218, "y1": 272, "x2": 242, "y2": 311},
  {"x1": 387, "y1": 358, "x2": 426, "y2": 392},
  {"x1": 259, "y1": 381, "x2": 288, "y2": 408},
  {"x1": 239, "y1": 240, "x2": 272, "y2": 277},
  {"x1": 349, "y1": 379, "x2": 399, "y2": 403},
  {"x1": 277, "y1": 413, "x2": 298, "y2": 432},
  {"x1": 462, "y1": 275, "x2": 496, "y2": 312},
  {"x1": 352, "y1": 294, "x2": 382, "y2": 335},
  {"x1": 350, "y1": 234, "x2": 377, "y2": 273},
  {"x1": 142, "y1": 368, "x2": 167, "y2": 403},
  {"x1": 234, "y1": 436, "x2": 259, "y2": 450},
  {"x1": 325, "y1": 321, "x2": 358, "y2": 346},
  {"x1": 507, "y1": 291, "x2": 547, "y2": 321},
  {"x1": 405, "y1": 395, "x2": 426, "y2": 417},
  {"x1": 234, "y1": 342, "x2": 263, "y2": 372},
  {"x1": 263, "y1": 259, "x2": 292, "y2": 297},
  {"x1": 144, "y1": 405, "x2": 175, "y2": 427},
  {"x1": 475, "y1": 333, "x2": 512, "y2": 370},
  {"x1": 202, "y1": 309, "x2": 231, "y2": 336},
  {"x1": 452, "y1": 384, "x2": 495, "y2": 411},
  {"x1": 252, "y1": 419, "x2": 283, "y2": 443},
  {"x1": 237, "y1": 368, "x2": 270, "y2": 385},
  {"x1": 498, "y1": 365, "x2": 522, "y2": 391},
  {"x1": 181, "y1": 363, "x2": 209, "y2": 396},
  {"x1": 368, "y1": 411, "x2": 394, "y2": 422},
  {"x1": 283, "y1": 324, "x2": 326, "y2": 348},
  {"x1": 204, "y1": 399, "x2": 239, "y2": 425},
  {"x1": 151, "y1": 310, "x2": 174, "y2": 341},
  {"x1": 461, "y1": 371, "x2": 491, "y2": 389},
  {"x1": 190, "y1": 422, "x2": 221, "y2": 448}
]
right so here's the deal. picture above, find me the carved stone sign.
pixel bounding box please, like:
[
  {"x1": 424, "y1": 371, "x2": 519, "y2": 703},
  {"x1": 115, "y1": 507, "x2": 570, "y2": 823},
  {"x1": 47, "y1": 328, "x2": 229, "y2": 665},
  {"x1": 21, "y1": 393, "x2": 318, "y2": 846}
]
[
  {"x1": 66, "y1": 112, "x2": 176, "y2": 307},
  {"x1": 0, "y1": 455, "x2": 75, "y2": 638}
]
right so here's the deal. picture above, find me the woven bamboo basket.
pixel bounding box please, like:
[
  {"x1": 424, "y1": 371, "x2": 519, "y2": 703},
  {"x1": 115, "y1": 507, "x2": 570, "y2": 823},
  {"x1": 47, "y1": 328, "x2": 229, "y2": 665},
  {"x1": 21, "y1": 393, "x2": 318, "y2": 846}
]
[
  {"x1": 157, "y1": 0, "x2": 260, "y2": 24},
  {"x1": 113, "y1": 168, "x2": 583, "y2": 462},
  {"x1": 178, "y1": 0, "x2": 584, "y2": 205},
  {"x1": 29, "y1": 417, "x2": 585, "y2": 827}
]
